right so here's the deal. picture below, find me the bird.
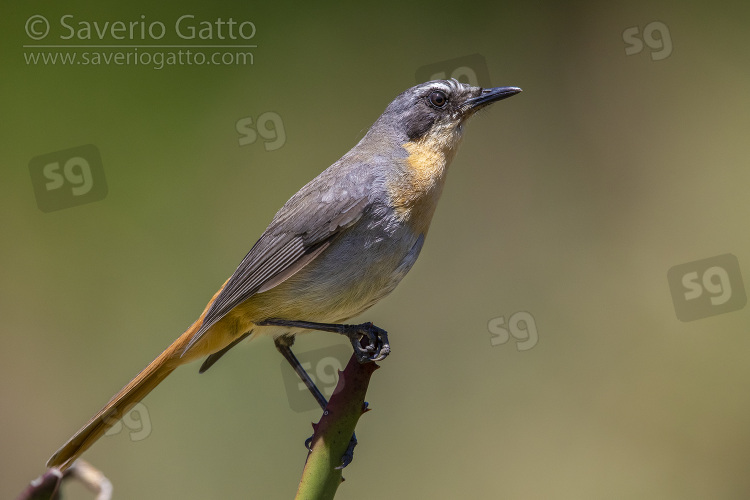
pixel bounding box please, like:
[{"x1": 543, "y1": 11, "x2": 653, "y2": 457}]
[{"x1": 47, "y1": 78, "x2": 522, "y2": 471}]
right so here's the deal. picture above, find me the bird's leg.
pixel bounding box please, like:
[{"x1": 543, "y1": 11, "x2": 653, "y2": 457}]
[
  {"x1": 274, "y1": 336, "x2": 328, "y2": 410},
  {"x1": 264, "y1": 319, "x2": 390, "y2": 363},
  {"x1": 273, "y1": 336, "x2": 358, "y2": 468}
]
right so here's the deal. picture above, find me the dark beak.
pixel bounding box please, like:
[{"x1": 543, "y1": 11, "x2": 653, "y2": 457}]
[{"x1": 464, "y1": 86, "x2": 522, "y2": 111}]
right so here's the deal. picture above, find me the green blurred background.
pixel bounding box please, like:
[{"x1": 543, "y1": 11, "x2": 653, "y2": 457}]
[{"x1": 3, "y1": 1, "x2": 750, "y2": 498}]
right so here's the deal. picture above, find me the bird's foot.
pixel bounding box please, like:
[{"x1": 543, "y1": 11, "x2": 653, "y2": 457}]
[
  {"x1": 305, "y1": 431, "x2": 358, "y2": 469},
  {"x1": 341, "y1": 322, "x2": 390, "y2": 363}
]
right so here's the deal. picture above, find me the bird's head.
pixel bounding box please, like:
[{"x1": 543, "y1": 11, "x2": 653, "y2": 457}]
[{"x1": 375, "y1": 79, "x2": 521, "y2": 154}]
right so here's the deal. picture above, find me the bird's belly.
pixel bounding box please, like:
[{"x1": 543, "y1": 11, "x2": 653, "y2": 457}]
[{"x1": 243, "y1": 222, "x2": 425, "y2": 324}]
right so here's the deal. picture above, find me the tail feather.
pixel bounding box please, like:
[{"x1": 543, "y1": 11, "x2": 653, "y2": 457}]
[
  {"x1": 47, "y1": 280, "x2": 232, "y2": 471},
  {"x1": 46, "y1": 346, "x2": 179, "y2": 471}
]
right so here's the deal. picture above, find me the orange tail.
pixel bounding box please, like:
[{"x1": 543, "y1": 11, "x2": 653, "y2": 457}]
[
  {"x1": 47, "y1": 281, "x2": 230, "y2": 471},
  {"x1": 46, "y1": 340, "x2": 182, "y2": 471}
]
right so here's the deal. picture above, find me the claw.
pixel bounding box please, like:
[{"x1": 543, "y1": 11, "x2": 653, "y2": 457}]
[
  {"x1": 306, "y1": 430, "x2": 357, "y2": 469},
  {"x1": 335, "y1": 434, "x2": 358, "y2": 469},
  {"x1": 346, "y1": 322, "x2": 390, "y2": 364},
  {"x1": 372, "y1": 345, "x2": 390, "y2": 362}
]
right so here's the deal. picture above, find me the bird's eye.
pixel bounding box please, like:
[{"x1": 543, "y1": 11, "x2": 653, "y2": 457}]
[{"x1": 429, "y1": 90, "x2": 447, "y2": 108}]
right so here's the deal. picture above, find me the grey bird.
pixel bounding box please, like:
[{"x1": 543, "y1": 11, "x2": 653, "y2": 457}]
[{"x1": 47, "y1": 78, "x2": 522, "y2": 471}]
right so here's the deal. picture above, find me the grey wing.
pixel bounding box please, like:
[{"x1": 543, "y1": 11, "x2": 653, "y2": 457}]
[{"x1": 183, "y1": 170, "x2": 372, "y2": 354}]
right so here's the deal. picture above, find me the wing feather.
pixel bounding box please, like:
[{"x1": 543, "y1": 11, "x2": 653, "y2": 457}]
[{"x1": 182, "y1": 168, "x2": 374, "y2": 354}]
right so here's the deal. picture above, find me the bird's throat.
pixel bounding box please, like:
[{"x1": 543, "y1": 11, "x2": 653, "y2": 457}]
[{"x1": 387, "y1": 130, "x2": 462, "y2": 232}]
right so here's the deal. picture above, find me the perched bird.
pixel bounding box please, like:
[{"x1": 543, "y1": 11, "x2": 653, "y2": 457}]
[{"x1": 47, "y1": 78, "x2": 521, "y2": 471}]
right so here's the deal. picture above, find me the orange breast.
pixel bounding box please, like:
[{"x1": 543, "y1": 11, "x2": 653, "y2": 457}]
[{"x1": 387, "y1": 134, "x2": 459, "y2": 235}]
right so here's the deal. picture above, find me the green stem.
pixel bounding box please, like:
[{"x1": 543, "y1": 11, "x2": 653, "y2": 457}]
[{"x1": 295, "y1": 355, "x2": 378, "y2": 500}]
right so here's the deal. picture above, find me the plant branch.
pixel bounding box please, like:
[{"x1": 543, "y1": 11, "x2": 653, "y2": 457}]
[
  {"x1": 295, "y1": 354, "x2": 378, "y2": 500},
  {"x1": 17, "y1": 460, "x2": 111, "y2": 500},
  {"x1": 19, "y1": 354, "x2": 379, "y2": 499}
]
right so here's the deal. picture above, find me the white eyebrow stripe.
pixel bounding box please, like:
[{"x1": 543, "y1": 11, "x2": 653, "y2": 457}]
[{"x1": 432, "y1": 81, "x2": 453, "y2": 92}]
